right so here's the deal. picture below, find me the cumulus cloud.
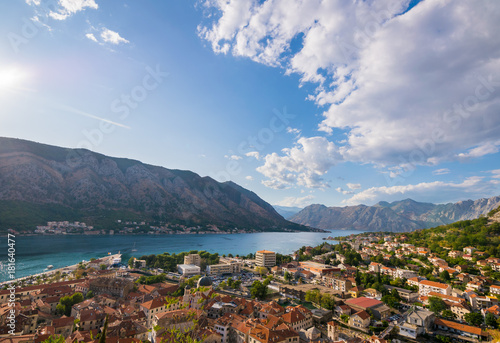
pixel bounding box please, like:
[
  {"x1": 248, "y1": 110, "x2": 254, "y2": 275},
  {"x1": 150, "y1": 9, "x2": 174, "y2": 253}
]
[
  {"x1": 245, "y1": 175, "x2": 254, "y2": 181},
  {"x1": 342, "y1": 176, "x2": 499, "y2": 206},
  {"x1": 100, "y1": 28, "x2": 129, "y2": 45},
  {"x1": 256, "y1": 136, "x2": 342, "y2": 189},
  {"x1": 276, "y1": 195, "x2": 314, "y2": 207},
  {"x1": 224, "y1": 154, "x2": 242, "y2": 160},
  {"x1": 48, "y1": 0, "x2": 98, "y2": 20},
  {"x1": 200, "y1": 0, "x2": 500, "y2": 188},
  {"x1": 433, "y1": 168, "x2": 450, "y2": 175},
  {"x1": 245, "y1": 151, "x2": 260, "y2": 160}
]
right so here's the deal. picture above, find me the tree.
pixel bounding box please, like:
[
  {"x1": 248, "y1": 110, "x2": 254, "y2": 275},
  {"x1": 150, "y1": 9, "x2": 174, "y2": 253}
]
[
  {"x1": 128, "y1": 257, "x2": 135, "y2": 268},
  {"x1": 464, "y1": 312, "x2": 484, "y2": 327},
  {"x1": 305, "y1": 290, "x2": 321, "y2": 304},
  {"x1": 439, "y1": 270, "x2": 451, "y2": 282},
  {"x1": 340, "y1": 314, "x2": 349, "y2": 323},
  {"x1": 250, "y1": 280, "x2": 267, "y2": 300},
  {"x1": 485, "y1": 312, "x2": 498, "y2": 328},
  {"x1": 100, "y1": 264, "x2": 107, "y2": 270},
  {"x1": 284, "y1": 271, "x2": 292, "y2": 283},
  {"x1": 255, "y1": 266, "x2": 268, "y2": 277},
  {"x1": 41, "y1": 336, "x2": 66, "y2": 343},
  {"x1": 441, "y1": 309, "x2": 456, "y2": 320},
  {"x1": 86, "y1": 290, "x2": 94, "y2": 299},
  {"x1": 98, "y1": 315, "x2": 108, "y2": 343},
  {"x1": 428, "y1": 296, "x2": 446, "y2": 314}
]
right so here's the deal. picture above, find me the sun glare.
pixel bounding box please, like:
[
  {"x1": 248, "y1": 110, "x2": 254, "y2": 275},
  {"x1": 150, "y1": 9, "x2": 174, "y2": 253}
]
[{"x1": 0, "y1": 67, "x2": 28, "y2": 91}]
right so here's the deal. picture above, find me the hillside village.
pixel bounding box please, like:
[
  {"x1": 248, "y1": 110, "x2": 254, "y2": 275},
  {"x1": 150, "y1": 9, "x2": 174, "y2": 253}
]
[{"x1": 1, "y1": 209, "x2": 500, "y2": 343}]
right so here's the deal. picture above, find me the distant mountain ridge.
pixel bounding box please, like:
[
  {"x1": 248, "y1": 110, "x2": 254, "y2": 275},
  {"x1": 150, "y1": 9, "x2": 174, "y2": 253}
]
[
  {"x1": 0, "y1": 137, "x2": 312, "y2": 232},
  {"x1": 289, "y1": 196, "x2": 500, "y2": 232},
  {"x1": 273, "y1": 205, "x2": 303, "y2": 219}
]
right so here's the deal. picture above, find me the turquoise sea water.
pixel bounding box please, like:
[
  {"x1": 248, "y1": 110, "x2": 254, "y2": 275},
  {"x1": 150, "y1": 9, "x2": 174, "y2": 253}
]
[{"x1": 0, "y1": 229, "x2": 363, "y2": 282}]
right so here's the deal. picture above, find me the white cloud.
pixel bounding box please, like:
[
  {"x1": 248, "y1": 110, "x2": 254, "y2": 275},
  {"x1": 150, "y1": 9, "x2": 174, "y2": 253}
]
[
  {"x1": 200, "y1": 0, "x2": 500, "y2": 188},
  {"x1": 489, "y1": 169, "x2": 500, "y2": 179},
  {"x1": 276, "y1": 195, "x2": 314, "y2": 207},
  {"x1": 346, "y1": 183, "x2": 361, "y2": 190},
  {"x1": 26, "y1": 0, "x2": 41, "y2": 6},
  {"x1": 225, "y1": 154, "x2": 242, "y2": 160},
  {"x1": 286, "y1": 127, "x2": 301, "y2": 135},
  {"x1": 86, "y1": 33, "x2": 98, "y2": 42},
  {"x1": 343, "y1": 176, "x2": 498, "y2": 206},
  {"x1": 48, "y1": 0, "x2": 98, "y2": 20},
  {"x1": 336, "y1": 187, "x2": 353, "y2": 195},
  {"x1": 245, "y1": 151, "x2": 260, "y2": 160},
  {"x1": 257, "y1": 136, "x2": 342, "y2": 189},
  {"x1": 100, "y1": 28, "x2": 129, "y2": 45},
  {"x1": 433, "y1": 168, "x2": 450, "y2": 175},
  {"x1": 245, "y1": 175, "x2": 254, "y2": 181},
  {"x1": 457, "y1": 142, "x2": 500, "y2": 161}
]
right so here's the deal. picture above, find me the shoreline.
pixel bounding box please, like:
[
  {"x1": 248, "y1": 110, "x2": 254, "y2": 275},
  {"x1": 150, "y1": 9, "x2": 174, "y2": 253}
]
[
  {"x1": 0, "y1": 253, "x2": 122, "y2": 285},
  {"x1": 0, "y1": 228, "x2": 329, "y2": 237}
]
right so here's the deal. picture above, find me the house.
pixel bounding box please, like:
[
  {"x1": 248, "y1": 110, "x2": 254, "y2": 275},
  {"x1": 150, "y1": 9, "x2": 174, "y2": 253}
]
[
  {"x1": 399, "y1": 309, "x2": 435, "y2": 340},
  {"x1": 463, "y1": 247, "x2": 476, "y2": 255},
  {"x1": 418, "y1": 280, "x2": 451, "y2": 296},
  {"x1": 368, "y1": 262, "x2": 381, "y2": 273},
  {"x1": 394, "y1": 268, "x2": 417, "y2": 280},
  {"x1": 349, "y1": 286, "x2": 364, "y2": 299},
  {"x1": 140, "y1": 297, "x2": 183, "y2": 326},
  {"x1": 448, "y1": 302, "x2": 471, "y2": 321},
  {"x1": 88, "y1": 277, "x2": 134, "y2": 298},
  {"x1": 407, "y1": 276, "x2": 425, "y2": 288},
  {"x1": 280, "y1": 306, "x2": 313, "y2": 332},
  {"x1": 52, "y1": 316, "x2": 75, "y2": 337},
  {"x1": 344, "y1": 297, "x2": 390, "y2": 320},
  {"x1": 470, "y1": 294, "x2": 499, "y2": 311},
  {"x1": 348, "y1": 310, "x2": 371, "y2": 330},
  {"x1": 334, "y1": 305, "x2": 351, "y2": 317},
  {"x1": 384, "y1": 285, "x2": 418, "y2": 303},
  {"x1": 434, "y1": 318, "x2": 486, "y2": 342},
  {"x1": 331, "y1": 277, "x2": 352, "y2": 292},
  {"x1": 448, "y1": 250, "x2": 463, "y2": 259},
  {"x1": 490, "y1": 284, "x2": 500, "y2": 296}
]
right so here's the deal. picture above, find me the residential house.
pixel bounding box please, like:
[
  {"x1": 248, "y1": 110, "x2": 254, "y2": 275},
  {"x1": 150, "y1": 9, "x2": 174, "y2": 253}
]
[
  {"x1": 399, "y1": 309, "x2": 435, "y2": 340},
  {"x1": 348, "y1": 310, "x2": 371, "y2": 330},
  {"x1": 418, "y1": 280, "x2": 451, "y2": 296}
]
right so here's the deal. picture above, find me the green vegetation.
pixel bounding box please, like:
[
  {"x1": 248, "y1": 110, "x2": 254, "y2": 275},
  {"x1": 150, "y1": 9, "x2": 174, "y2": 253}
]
[
  {"x1": 250, "y1": 276, "x2": 272, "y2": 300},
  {"x1": 139, "y1": 250, "x2": 219, "y2": 272},
  {"x1": 56, "y1": 292, "x2": 84, "y2": 316},
  {"x1": 464, "y1": 312, "x2": 484, "y2": 326},
  {"x1": 404, "y1": 215, "x2": 500, "y2": 258},
  {"x1": 136, "y1": 274, "x2": 167, "y2": 285}
]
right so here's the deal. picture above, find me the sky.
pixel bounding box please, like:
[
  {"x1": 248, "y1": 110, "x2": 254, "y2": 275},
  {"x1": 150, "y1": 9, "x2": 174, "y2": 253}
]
[{"x1": 0, "y1": 0, "x2": 499, "y2": 209}]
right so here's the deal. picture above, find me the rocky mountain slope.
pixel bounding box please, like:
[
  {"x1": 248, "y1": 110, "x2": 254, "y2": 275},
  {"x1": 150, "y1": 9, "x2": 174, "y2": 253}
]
[
  {"x1": 0, "y1": 137, "x2": 310, "y2": 232},
  {"x1": 290, "y1": 196, "x2": 500, "y2": 232}
]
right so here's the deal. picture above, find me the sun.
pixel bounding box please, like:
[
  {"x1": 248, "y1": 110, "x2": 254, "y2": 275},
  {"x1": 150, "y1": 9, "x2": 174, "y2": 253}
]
[{"x1": 0, "y1": 67, "x2": 28, "y2": 91}]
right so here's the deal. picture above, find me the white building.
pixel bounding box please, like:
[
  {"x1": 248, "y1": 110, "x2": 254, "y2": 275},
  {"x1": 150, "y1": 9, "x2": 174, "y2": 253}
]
[
  {"x1": 418, "y1": 280, "x2": 451, "y2": 296},
  {"x1": 177, "y1": 264, "x2": 201, "y2": 277},
  {"x1": 256, "y1": 250, "x2": 276, "y2": 267}
]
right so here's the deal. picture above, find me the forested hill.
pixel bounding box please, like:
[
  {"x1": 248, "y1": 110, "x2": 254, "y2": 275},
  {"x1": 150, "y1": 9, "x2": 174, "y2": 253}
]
[{"x1": 401, "y1": 206, "x2": 500, "y2": 258}]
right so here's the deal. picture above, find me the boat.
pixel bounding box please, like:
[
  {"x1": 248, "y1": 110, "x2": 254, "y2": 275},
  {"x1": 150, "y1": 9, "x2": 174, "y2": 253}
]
[
  {"x1": 131, "y1": 242, "x2": 137, "y2": 252},
  {"x1": 47, "y1": 265, "x2": 54, "y2": 269}
]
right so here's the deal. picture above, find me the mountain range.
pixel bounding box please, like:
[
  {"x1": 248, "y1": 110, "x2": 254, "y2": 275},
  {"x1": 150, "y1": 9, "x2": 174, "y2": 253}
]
[
  {"x1": 0, "y1": 137, "x2": 311, "y2": 233},
  {"x1": 288, "y1": 196, "x2": 500, "y2": 232}
]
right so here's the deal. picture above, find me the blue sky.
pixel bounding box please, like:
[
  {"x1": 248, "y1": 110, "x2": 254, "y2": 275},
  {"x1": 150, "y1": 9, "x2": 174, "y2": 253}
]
[{"x1": 0, "y1": 0, "x2": 499, "y2": 208}]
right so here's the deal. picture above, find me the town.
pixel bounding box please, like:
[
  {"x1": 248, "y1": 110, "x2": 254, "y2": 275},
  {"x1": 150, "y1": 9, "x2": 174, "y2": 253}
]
[{"x1": 2, "y1": 216, "x2": 500, "y2": 343}]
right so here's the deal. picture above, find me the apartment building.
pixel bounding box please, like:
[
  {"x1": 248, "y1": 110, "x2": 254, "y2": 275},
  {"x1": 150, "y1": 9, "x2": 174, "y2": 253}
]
[{"x1": 256, "y1": 250, "x2": 276, "y2": 267}]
